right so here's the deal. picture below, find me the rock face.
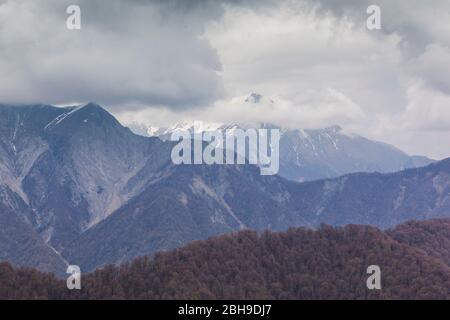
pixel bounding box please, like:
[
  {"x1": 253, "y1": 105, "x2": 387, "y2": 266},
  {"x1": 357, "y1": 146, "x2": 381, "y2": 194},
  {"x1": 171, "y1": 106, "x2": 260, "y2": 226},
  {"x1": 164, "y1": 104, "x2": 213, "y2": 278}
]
[
  {"x1": 0, "y1": 103, "x2": 448, "y2": 274},
  {"x1": 63, "y1": 156, "x2": 450, "y2": 272},
  {"x1": 0, "y1": 103, "x2": 172, "y2": 273},
  {"x1": 277, "y1": 125, "x2": 434, "y2": 182}
]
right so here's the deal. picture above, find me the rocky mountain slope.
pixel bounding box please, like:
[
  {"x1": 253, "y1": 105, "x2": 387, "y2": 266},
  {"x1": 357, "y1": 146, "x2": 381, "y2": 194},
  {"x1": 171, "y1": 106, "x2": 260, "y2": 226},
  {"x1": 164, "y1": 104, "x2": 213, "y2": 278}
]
[
  {"x1": 0, "y1": 103, "x2": 172, "y2": 273},
  {"x1": 0, "y1": 103, "x2": 448, "y2": 274},
  {"x1": 63, "y1": 156, "x2": 450, "y2": 272}
]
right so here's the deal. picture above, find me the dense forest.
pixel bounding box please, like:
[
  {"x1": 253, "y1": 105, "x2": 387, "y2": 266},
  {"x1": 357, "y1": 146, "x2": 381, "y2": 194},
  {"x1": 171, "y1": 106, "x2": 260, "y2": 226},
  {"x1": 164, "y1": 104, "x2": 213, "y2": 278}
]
[{"x1": 1, "y1": 219, "x2": 450, "y2": 300}]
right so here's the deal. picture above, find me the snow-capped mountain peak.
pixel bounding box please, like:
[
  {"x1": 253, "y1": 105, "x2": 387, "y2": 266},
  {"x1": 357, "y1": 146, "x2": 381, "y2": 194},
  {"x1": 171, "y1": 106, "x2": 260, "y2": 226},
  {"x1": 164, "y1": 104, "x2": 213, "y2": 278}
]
[
  {"x1": 244, "y1": 93, "x2": 275, "y2": 105},
  {"x1": 127, "y1": 119, "x2": 434, "y2": 182}
]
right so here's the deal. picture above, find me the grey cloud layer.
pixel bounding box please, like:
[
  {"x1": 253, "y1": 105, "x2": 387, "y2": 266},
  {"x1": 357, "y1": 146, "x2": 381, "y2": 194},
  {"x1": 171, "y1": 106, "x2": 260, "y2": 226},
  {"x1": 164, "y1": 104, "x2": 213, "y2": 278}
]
[
  {"x1": 0, "y1": 0, "x2": 229, "y2": 109},
  {"x1": 2, "y1": 0, "x2": 450, "y2": 107},
  {"x1": 0, "y1": 0, "x2": 281, "y2": 109},
  {"x1": 1, "y1": 0, "x2": 450, "y2": 158}
]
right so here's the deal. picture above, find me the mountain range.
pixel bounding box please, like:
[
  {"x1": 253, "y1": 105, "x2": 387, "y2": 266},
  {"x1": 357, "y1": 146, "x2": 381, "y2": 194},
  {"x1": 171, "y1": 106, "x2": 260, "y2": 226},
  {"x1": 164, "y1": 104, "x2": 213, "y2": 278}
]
[
  {"x1": 129, "y1": 93, "x2": 434, "y2": 182},
  {"x1": 0, "y1": 102, "x2": 448, "y2": 275}
]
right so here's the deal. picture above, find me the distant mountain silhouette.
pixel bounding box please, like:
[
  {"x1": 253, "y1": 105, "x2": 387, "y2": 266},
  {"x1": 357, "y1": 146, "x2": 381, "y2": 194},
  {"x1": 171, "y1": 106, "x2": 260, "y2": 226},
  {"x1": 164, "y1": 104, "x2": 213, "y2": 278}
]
[{"x1": 135, "y1": 93, "x2": 434, "y2": 182}]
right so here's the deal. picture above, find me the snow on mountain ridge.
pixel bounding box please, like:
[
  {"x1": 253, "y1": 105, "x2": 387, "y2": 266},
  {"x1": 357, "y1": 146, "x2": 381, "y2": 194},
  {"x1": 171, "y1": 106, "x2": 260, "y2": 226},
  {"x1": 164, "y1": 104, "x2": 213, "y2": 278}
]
[{"x1": 127, "y1": 118, "x2": 434, "y2": 182}]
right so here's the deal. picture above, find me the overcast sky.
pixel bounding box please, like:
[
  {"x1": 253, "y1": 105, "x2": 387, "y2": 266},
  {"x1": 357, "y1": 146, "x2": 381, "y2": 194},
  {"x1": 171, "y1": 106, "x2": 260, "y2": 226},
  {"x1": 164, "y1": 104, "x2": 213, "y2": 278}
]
[{"x1": 1, "y1": 0, "x2": 450, "y2": 159}]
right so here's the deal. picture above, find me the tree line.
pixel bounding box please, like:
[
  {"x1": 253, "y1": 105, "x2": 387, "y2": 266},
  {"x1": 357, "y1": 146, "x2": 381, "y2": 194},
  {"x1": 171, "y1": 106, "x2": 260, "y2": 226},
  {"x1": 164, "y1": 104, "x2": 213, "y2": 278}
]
[{"x1": 1, "y1": 219, "x2": 450, "y2": 300}]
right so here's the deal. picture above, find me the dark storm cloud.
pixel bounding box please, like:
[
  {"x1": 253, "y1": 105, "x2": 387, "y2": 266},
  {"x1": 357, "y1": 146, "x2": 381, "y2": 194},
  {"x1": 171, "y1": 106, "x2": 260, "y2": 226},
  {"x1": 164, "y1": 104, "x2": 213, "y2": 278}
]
[
  {"x1": 0, "y1": 0, "x2": 286, "y2": 110},
  {"x1": 2, "y1": 0, "x2": 450, "y2": 110},
  {"x1": 308, "y1": 0, "x2": 450, "y2": 87},
  {"x1": 0, "y1": 0, "x2": 232, "y2": 110},
  {"x1": 311, "y1": 0, "x2": 446, "y2": 46}
]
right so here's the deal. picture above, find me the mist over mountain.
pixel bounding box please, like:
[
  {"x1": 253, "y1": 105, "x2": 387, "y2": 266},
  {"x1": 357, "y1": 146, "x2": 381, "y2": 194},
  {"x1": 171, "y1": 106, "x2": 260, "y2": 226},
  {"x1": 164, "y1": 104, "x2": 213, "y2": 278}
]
[
  {"x1": 129, "y1": 94, "x2": 434, "y2": 182},
  {"x1": 0, "y1": 103, "x2": 448, "y2": 275}
]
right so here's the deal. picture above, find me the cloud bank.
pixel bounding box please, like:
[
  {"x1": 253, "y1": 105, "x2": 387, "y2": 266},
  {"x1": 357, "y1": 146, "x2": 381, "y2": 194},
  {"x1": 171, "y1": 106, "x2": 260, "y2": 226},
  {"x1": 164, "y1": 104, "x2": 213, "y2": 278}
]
[
  {"x1": 0, "y1": 0, "x2": 226, "y2": 108},
  {"x1": 1, "y1": 0, "x2": 450, "y2": 158}
]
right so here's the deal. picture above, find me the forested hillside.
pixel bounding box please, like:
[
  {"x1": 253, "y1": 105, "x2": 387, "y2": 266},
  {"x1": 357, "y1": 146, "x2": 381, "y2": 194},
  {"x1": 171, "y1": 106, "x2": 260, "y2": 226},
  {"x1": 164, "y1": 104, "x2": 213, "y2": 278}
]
[
  {"x1": 388, "y1": 219, "x2": 450, "y2": 266},
  {"x1": 1, "y1": 219, "x2": 450, "y2": 300}
]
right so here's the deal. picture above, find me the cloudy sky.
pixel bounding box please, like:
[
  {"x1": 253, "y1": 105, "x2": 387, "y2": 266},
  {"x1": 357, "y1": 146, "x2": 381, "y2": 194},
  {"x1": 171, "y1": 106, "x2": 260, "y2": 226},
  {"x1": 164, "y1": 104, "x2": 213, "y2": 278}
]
[{"x1": 1, "y1": 0, "x2": 450, "y2": 159}]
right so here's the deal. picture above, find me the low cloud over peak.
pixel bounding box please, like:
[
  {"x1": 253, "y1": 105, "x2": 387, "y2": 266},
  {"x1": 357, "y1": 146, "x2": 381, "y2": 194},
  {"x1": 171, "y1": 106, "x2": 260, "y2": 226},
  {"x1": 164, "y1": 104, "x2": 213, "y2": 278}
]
[{"x1": 2, "y1": 0, "x2": 450, "y2": 158}]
